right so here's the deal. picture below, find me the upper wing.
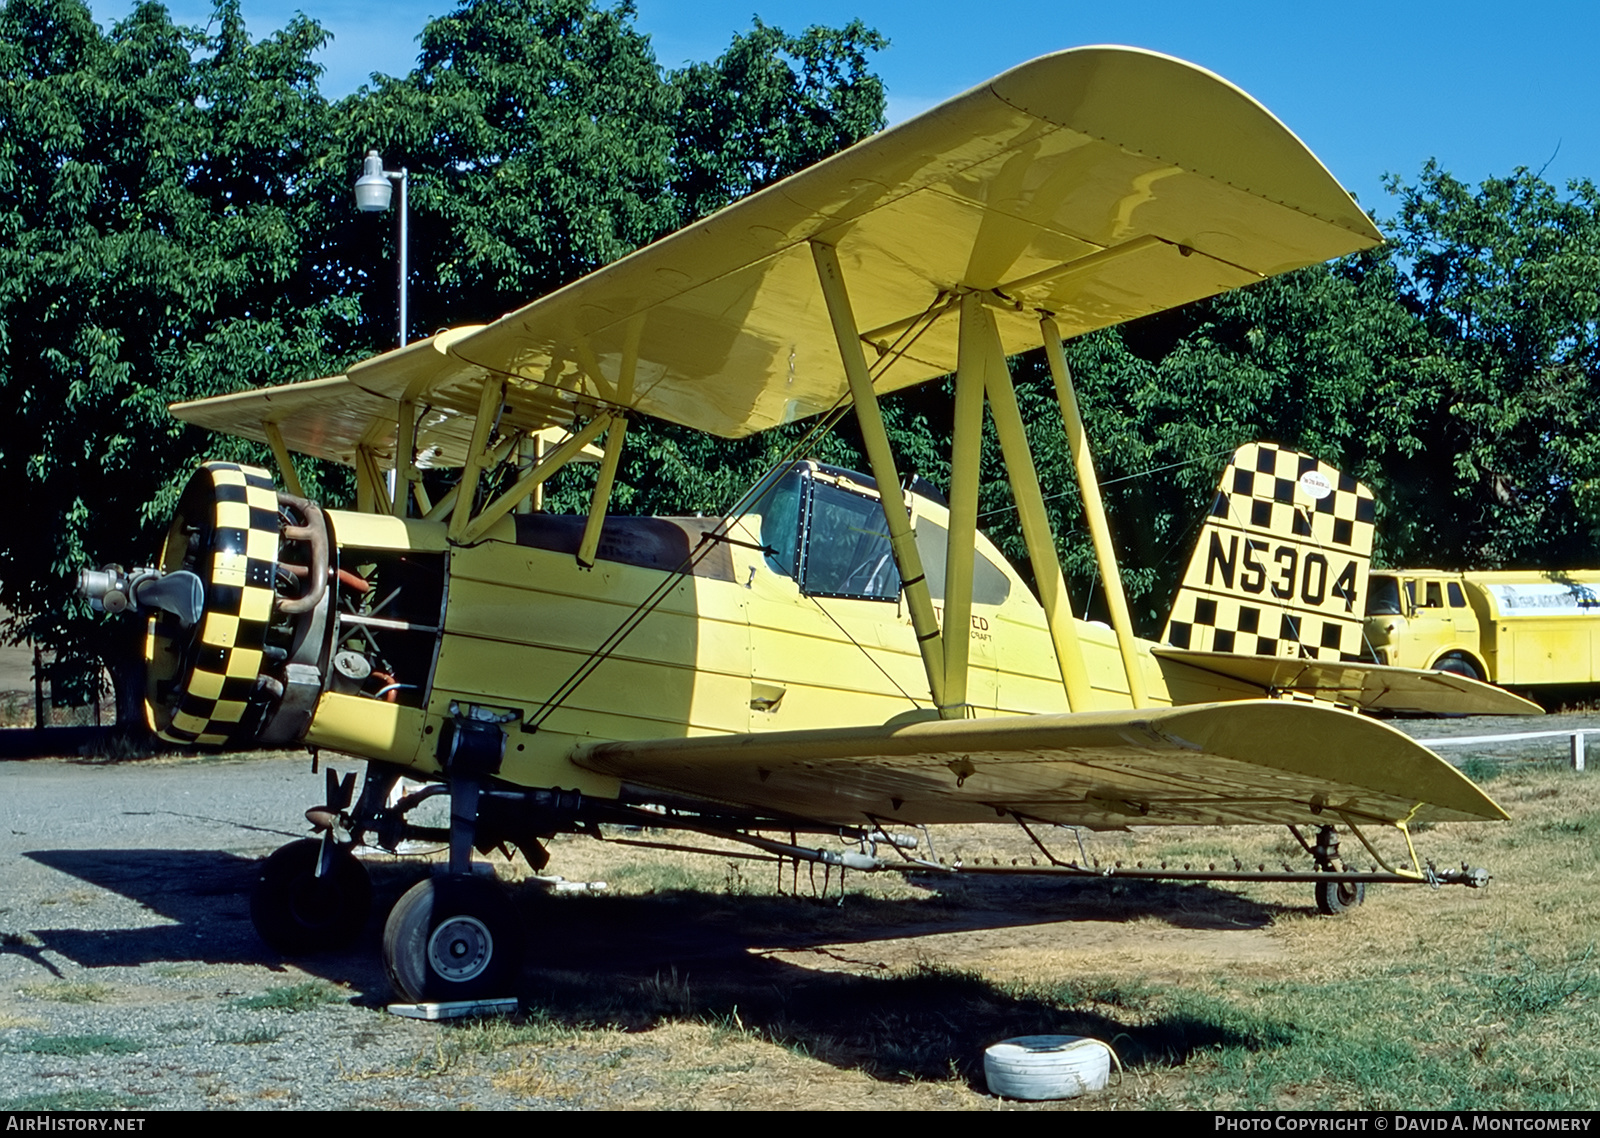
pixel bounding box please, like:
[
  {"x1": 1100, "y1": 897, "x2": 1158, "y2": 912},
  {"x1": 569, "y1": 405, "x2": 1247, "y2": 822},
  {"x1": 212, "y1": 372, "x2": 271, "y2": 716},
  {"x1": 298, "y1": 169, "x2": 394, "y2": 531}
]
[
  {"x1": 1154, "y1": 649, "x2": 1542, "y2": 716},
  {"x1": 572, "y1": 700, "x2": 1505, "y2": 829},
  {"x1": 173, "y1": 46, "x2": 1381, "y2": 452},
  {"x1": 170, "y1": 368, "x2": 603, "y2": 470}
]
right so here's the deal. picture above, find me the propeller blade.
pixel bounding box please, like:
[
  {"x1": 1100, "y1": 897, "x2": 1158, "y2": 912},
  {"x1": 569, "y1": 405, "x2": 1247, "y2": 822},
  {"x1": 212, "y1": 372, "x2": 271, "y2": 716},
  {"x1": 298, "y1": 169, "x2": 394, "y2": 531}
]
[{"x1": 132, "y1": 570, "x2": 205, "y2": 628}]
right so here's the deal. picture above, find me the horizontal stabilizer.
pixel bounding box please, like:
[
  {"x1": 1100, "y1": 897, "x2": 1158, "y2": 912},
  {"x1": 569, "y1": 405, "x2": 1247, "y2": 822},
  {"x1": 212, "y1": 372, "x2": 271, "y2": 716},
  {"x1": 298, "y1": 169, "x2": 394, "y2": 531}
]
[{"x1": 1153, "y1": 649, "x2": 1543, "y2": 716}]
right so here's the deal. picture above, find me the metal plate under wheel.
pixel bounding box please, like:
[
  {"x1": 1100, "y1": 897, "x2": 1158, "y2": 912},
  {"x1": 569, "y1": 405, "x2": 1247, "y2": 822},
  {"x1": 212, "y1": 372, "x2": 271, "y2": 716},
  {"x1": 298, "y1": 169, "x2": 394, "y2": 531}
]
[{"x1": 387, "y1": 997, "x2": 519, "y2": 1021}]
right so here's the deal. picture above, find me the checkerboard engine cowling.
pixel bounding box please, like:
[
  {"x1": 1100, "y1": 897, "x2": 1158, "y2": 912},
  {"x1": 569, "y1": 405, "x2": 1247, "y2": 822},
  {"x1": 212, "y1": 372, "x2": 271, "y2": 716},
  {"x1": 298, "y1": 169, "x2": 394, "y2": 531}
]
[{"x1": 154, "y1": 462, "x2": 281, "y2": 745}]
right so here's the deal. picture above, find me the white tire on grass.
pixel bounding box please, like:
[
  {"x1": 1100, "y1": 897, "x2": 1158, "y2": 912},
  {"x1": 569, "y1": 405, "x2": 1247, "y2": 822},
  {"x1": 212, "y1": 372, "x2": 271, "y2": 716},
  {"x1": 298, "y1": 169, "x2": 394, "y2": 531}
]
[{"x1": 983, "y1": 1035, "x2": 1112, "y2": 1100}]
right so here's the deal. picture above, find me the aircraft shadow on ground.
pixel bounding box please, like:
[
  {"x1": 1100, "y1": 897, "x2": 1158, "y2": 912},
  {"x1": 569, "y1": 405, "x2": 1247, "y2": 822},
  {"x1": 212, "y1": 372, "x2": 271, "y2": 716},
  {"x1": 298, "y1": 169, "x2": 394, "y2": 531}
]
[{"x1": 16, "y1": 848, "x2": 1297, "y2": 1084}]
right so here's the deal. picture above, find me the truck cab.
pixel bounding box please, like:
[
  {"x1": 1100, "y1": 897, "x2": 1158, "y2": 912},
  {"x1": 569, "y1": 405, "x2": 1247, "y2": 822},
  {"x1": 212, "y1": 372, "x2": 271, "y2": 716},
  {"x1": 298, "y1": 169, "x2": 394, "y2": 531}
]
[{"x1": 1361, "y1": 570, "x2": 1486, "y2": 679}]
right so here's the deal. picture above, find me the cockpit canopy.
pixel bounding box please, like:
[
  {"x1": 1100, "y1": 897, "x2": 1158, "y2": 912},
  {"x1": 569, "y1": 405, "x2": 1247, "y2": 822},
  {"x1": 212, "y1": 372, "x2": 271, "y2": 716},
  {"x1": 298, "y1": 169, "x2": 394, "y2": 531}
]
[{"x1": 753, "y1": 462, "x2": 1012, "y2": 605}]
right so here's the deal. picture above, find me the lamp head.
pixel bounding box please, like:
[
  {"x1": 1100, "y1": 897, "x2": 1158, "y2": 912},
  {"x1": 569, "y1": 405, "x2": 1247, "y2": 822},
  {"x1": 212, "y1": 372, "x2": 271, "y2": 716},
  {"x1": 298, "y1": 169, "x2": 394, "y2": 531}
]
[{"x1": 354, "y1": 150, "x2": 392, "y2": 212}]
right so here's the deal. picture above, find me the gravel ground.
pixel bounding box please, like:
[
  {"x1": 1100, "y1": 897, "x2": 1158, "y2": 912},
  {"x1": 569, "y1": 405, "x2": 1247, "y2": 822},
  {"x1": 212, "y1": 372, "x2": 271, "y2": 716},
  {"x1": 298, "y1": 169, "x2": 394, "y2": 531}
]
[
  {"x1": 0, "y1": 753, "x2": 550, "y2": 1110},
  {"x1": 0, "y1": 713, "x2": 1591, "y2": 1110}
]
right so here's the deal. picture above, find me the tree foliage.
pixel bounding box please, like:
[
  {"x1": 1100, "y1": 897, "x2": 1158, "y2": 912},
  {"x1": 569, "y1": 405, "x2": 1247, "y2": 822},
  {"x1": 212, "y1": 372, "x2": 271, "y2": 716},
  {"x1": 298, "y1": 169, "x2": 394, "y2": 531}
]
[
  {"x1": 0, "y1": 0, "x2": 353, "y2": 708},
  {"x1": 668, "y1": 18, "x2": 887, "y2": 221}
]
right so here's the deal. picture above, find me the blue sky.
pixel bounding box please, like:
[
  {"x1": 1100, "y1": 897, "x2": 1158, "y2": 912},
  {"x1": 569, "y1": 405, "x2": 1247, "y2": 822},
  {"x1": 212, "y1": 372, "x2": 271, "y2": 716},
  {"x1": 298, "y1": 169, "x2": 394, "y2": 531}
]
[{"x1": 86, "y1": 0, "x2": 1600, "y2": 222}]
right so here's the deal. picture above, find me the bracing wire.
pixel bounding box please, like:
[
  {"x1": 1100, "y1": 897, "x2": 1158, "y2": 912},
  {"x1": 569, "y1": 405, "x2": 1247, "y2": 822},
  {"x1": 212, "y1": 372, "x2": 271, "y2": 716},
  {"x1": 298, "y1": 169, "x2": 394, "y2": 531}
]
[
  {"x1": 805, "y1": 595, "x2": 925, "y2": 709},
  {"x1": 975, "y1": 446, "x2": 1238, "y2": 522},
  {"x1": 525, "y1": 290, "x2": 956, "y2": 731}
]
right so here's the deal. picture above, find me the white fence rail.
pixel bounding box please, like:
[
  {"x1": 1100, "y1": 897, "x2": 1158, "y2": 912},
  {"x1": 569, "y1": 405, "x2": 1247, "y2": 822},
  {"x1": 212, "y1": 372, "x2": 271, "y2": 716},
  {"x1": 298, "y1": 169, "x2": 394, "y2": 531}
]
[{"x1": 1415, "y1": 729, "x2": 1592, "y2": 771}]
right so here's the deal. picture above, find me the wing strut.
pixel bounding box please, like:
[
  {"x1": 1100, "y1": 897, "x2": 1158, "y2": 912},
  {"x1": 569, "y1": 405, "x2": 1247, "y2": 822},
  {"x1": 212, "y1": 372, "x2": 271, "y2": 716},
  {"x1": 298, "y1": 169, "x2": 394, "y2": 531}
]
[
  {"x1": 811, "y1": 241, "x2": 949, "y2": 715},
  {"x1": 355, "y1": 444, "x2": 393, "y2": 515},
  {"x1": 448, "y1": 377, "x2": 506, "y2": 541},
  {"x1": 1042, "y1": 317, "x2": 1149, "y2": 707},
  {"x1": 944, "y1": 293, "x2": 987, "y2": 715},
  {"x1": 262, "y1": 420, "x2": 305, "y2": 498},
  {"x1": 457, "y1": 415, "x2": 613, "y2": 545},
  {"x1": 396, "y1": 399, "x2": 423, "y2": 516},
  {"x1": 976, "y1": 303, "x2": 1093, "y2": 710},
  {"x1": 576, "y1": 332, "x2": 637, "y2": 567},
  {"x1": 576, "y1": 415, "x2": 628, "y2": 568}
]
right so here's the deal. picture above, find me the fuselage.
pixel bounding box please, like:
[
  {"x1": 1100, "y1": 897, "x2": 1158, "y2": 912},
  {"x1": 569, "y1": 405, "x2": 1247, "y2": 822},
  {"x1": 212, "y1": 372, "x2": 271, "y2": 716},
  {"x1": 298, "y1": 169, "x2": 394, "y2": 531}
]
[{"x1": 290, "y1": 463, "x2": 1245, "y2": 799}]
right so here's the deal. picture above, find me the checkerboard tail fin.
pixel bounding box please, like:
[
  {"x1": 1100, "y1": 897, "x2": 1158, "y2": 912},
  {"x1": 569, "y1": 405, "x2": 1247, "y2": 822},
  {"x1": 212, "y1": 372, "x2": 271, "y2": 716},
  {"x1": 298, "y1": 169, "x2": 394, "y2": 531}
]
[{"x1": 1161, "y1": 443, "x2": 1376, "y2": 662}]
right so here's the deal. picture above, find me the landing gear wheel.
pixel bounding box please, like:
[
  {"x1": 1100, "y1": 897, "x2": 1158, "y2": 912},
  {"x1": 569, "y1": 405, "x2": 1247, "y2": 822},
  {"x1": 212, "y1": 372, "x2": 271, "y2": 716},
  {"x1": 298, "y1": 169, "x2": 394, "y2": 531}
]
[
  {"x1": 251, "y1": 838, "x2": 372, "y2": 954},
  {"x1": 383, "y1": 875, "x2": 520, "y2": 1004},
  {"x1": 1314, "y1": 878, "x2": 1366, "y2": 916}
]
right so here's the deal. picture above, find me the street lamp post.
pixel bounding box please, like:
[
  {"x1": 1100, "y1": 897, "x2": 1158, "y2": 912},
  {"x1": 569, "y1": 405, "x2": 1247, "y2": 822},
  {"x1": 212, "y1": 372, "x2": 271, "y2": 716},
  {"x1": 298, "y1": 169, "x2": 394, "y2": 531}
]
[{"x1": 354, "y1": 150, "x2": 409, "y2": 348}]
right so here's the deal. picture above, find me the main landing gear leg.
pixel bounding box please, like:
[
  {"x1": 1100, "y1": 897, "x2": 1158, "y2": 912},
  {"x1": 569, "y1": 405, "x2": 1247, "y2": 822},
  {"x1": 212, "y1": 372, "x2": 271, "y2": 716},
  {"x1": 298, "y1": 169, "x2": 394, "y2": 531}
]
[{"x1": 382, "y1": 772, "x2": 521, "y2": 1003}]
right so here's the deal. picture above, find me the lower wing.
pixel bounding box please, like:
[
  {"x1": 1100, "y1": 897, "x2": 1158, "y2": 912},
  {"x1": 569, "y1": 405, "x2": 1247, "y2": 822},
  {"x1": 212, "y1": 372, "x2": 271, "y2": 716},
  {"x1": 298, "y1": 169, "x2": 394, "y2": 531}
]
[{"x1": 571, "y1": 700, "x2": 1506, "y2": 830}]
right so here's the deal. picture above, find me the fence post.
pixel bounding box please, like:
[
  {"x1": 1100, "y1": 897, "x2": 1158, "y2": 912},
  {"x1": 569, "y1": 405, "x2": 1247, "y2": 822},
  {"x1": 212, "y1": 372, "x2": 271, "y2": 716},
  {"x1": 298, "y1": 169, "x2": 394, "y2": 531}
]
[
  {"x1": 1572, "y1": 731, "x2": 1587, "y2": 773},
  {"x1": 32, "y1": 647, "x2": 44, "y2": 730}
]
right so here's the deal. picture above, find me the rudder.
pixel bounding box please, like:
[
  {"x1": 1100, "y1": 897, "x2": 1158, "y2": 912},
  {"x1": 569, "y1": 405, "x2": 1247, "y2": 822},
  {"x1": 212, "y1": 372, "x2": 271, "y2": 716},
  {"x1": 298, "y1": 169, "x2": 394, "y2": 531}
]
[{"x1": 1163, "y1": 443, "x2": 1375, "y2": 661}]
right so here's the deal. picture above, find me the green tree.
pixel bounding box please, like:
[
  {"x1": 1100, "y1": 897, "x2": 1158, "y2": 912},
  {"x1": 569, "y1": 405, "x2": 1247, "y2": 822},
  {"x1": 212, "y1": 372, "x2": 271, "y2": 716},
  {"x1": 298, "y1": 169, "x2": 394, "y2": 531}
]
[
  {"x1": 0, "y1": 0, "x2": 350, "y2": 719},
  {"x1": 1384, "y1": 164, "x2": 1600, "y2": 568},
  {"x1": 338, "y1": 0, "x2": 680, "y2": 335},
  {"x1": 667, "y1": 18, "x2": 887, "y2": 222}
]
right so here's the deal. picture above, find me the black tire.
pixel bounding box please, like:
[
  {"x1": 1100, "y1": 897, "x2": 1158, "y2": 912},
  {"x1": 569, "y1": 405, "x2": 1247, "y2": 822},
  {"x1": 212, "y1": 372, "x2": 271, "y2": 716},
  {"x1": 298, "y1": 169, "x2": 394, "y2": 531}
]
[
  {"x1": 251, "y1": 838, "x2": 372, "y2": 954},
  {"x1": 1314, "y1": 877, "x2": 1366, "y2": 916},
  {"x1": 1434, "y1": 654, "x2": 1483, "y2": 681},
  {"x1": 382, "y1": 875, "x2": 520, "y2": 1004}
]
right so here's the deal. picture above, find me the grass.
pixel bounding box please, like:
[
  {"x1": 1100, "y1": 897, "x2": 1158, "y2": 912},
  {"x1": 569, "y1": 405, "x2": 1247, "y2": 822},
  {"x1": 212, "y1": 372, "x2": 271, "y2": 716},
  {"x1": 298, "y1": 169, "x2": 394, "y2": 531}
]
[
  {"x1": 229, "y1": 980, "x2": 346, "y2": 1012},
  {"x1": 18, "y1": 980, "x2": 113, "y2": 1004},
  {"x1": 396, "y1": 764, "x2": 1600, "y2": 1109},
  {"x1": 14, "y1": 1033, "x2": 144, "y2": 1056},
  {"x1": 1484, "y1": 943, "x2": 1597, "y2": 1018},
  {"x1": 0, "y1": 1091, "x2": 140, "y2": 1111},
  {"x1": 605, "y1": 861, "x2": 716, "y2": 894}
]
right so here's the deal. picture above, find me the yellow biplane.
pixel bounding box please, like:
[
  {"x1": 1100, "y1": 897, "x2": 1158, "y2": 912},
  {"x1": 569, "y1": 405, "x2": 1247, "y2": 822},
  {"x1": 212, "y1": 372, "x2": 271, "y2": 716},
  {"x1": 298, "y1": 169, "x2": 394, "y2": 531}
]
[{"x1": 81, "y1": 47, "x2": 1536, "y2": 1004}]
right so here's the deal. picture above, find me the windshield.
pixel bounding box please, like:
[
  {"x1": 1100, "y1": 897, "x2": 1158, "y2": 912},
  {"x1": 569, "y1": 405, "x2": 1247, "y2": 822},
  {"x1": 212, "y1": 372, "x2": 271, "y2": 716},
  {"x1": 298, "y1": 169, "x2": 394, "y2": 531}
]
[
  {"x1": 753, "y1": 470, "x2": 803, "y2": 578},
  {"x1": 1366, "y1": 575, "x2": 1402, "y2": 615}
]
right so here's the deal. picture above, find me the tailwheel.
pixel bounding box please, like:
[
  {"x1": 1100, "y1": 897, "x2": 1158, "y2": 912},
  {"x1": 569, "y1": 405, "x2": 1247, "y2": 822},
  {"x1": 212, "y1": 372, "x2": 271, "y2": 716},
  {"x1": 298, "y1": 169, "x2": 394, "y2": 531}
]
[
  {"x1": 251, "y1": 838, "x2": 372, "y2": 954},
  {"x1": 1310, "y1": 824, "x2": 1364, "y2": 916},
  {"x1": 382, "y1": 875, "x2": 521, "y2": 1004},
  {"x1": 1314, "y1": 878, "x2": 1366, "y2": 916}
]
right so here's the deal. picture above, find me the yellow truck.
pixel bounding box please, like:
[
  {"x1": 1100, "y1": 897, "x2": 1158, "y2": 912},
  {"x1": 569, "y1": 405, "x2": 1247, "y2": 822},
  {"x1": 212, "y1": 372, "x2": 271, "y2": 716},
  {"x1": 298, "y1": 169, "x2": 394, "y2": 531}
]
[{"x1": 1361, "y1": 569, "x2": 1600, "y2": 687}]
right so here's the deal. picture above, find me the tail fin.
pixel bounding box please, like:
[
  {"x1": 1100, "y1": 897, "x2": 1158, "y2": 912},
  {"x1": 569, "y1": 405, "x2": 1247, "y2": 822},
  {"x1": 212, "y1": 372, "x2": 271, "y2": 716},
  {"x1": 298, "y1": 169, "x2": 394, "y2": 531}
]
[{"x1": 1163, "y1": 442, "x2": 1376, "y2": 661}]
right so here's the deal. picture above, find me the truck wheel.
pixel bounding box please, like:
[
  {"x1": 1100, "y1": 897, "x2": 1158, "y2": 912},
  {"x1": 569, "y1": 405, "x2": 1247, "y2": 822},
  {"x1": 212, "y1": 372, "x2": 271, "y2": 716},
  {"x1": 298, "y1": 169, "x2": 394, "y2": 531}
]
[{"x1": 1435, "y1": 654, "x2": 1482, "y2": 681}]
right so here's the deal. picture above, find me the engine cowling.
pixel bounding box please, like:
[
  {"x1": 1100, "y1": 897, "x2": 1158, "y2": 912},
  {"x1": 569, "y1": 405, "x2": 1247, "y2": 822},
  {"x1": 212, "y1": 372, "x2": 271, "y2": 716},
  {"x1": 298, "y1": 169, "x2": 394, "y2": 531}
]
[{"x1": 143, "y1": 462, "x2": 331, "y2": 745}]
